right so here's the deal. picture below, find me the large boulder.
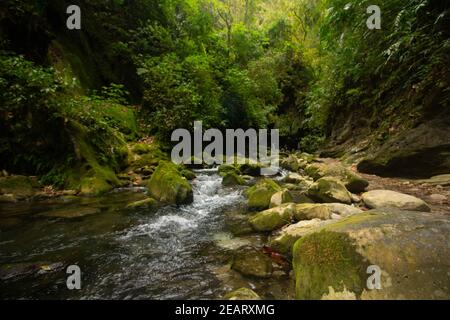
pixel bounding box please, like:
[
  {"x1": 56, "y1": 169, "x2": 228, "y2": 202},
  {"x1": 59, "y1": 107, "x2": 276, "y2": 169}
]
[
  {"x1": 269, "y1": 189, "x2": 293, "y2": 208},
  {"x1": 249, "y1": 203, "x2": 296, "y2": 232},
  {"x1": 218, "y1": 164, "x2": 240, "y2": 177},
  {"x1": 147, "y1": 161, "x2": 193, "y2": 205},
  {"x1": 362, "y1": 190, "x2": 431, "y2": 212},
  {"x1": 305, "y1": 162, "x2": 368, "y2": 193},
  {"x1": 292, "y1": 210, "x2": 450, "y2": 300},
  {"x1": 357, "y1": 118, "x2": 450, "y2": 178},
  {"x1": 307, "y1": 177, "x2": 352, "y2": 204},
  {"x1": 224, "y1": 288, "x2": 261, "y2": 300},
  {"x1": 231, "y1": 246, "x2": 273, "y2": 278},
  {"x1": 245, "y1": 178, "x2": 282, "y2": 210}
]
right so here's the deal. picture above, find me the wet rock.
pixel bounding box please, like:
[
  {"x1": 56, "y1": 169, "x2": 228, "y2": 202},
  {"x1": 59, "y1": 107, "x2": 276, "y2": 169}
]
[
  {"x1": 180, "y1": 169, "x2": 196, "y2": 181},
  {"x1": 222, "y1": 172, "x2": 245, "y2": 187},
  {"x1": 0, "y1": 262, "x2": 64, "y2": 281},
  {"x1": 126, "y1": 197, "x2": 157, "y2": 209},
  {"x1": 249, "y1": 203, "x2": 296, "y2": 232},
  {"x1": 292, "y1": 210, "x2": 450, "y2": 300},
  {"x1": 147, "y1": 161, "x2": 193, "y2": 205},
  {"x1": 269, "y1": 189, "x2": 293, "y2": 208},
  {"x1": 231, "y1": 246, "x2": 273, "y2": 278},
  {"x1": 224, "y1": 288, "x2": 261, "y2": 300},
  {"x1": 362, "y1": 190, "x2": 430, "y2": 212},
  {"x1": 245, "y1": 178, "x2": 282, "y2": 211},
  {"x1": 238, "y1": 163, "x2": 261, "y2": 176},
  {"x1": 307, "y1": 177, "x2": 352, "y2": 204}
]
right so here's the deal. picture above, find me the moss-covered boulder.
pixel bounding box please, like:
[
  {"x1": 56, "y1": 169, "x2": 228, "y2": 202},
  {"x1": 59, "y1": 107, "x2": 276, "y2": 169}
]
[
  {"x1": 269, "y1": 189, "x2": 293, "y2": 208},
  {"x1": 0, "y1": 176, "x2": 38, "y2": 200},
  {"x1": 362, "y1": 190, "x2": 430, "y2": 212},
  {"x1": 292, "y1": 210, "x2": 450, "y2": 299},
  {"x1": 147, "y1": 161, "x2": 193, "y2": 205},
  {"x1": 231, "y1": 246, "x2": 273, "y2": 278},
  {"x1": 280, "y1": 155, "x2": 301, "y2": 172},
  {"x1": 180, "y1": 169, "x2": 196, "y2": 181},
  {"x1": 307, "y1": 177, "x2": 352, "y2": 204},
  {"x1": 249, "y1": 203, "x2": 296, "y2": 232},
  {"x1": 224, "y1": 288, "x2": 261, "y2": 300},
  {"x1": 218, "y1": 164, "x2": 240, "y2": 177},
  {"x1": 305, "y1": 162, "x2": 368, "y2": 193},
  {"x1": 222, "y1": 172, "x2": 245, "y2": 187},
  {"x1": 245, "y1": 178, "x2": 282, "y2": 210}
]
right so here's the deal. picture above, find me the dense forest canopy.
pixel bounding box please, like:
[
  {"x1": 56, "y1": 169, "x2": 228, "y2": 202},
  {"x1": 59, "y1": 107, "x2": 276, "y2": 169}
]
[{"x1": 0, "y1": 0, "x2": 449, "y2": 186}]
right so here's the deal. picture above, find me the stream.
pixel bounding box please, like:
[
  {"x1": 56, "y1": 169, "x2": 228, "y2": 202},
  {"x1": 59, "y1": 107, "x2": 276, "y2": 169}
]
[{"x1": 0, "y1": 169, "x2": 293, "y2": 300}]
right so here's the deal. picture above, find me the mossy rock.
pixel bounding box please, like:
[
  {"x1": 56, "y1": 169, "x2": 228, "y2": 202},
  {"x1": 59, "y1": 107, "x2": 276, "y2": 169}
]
[
  {"x1": 0, "y1": 176, "x2": 38, "y2": 199},
  {"x1": 305, "y1": 163, "x2": 368, "y2": 193},
  {"x1": 222, "y1": 172, "x2": 245, "y2": 187},
  {"x1": 245, "y1": 178, "x2": 282, "y2": 211},
  {"x1": 269, "y1": 219, "x2": 329, "y2": 255},
  {"x1": 40, "y1": 206, "x2": 101, "y2": 219},
  {"x1": 249, "y1": 203, "x2": 296, "y2": 232},
  {"x1": 224, "y1": 288, "x2": 261, "y2": 300},
  {"x1": 307, "y1": 177, "x2": 352, "y2": 204},
  {"x1": 218, "y1": 164, "x2": 240, "y2": 177},
  {"x1": 126, "y1": 197, "x2": 158, "y2": 209},
  {"x1": 147, "y1": 161, "x2": 193, "y2": 205},
  {"x1": 293, "y1": 230, "x2": 368, "y2": 300},
  {"x1": 280, "y1": 155, "x2": 301, "y2": 172},
  {"x1": 294, "y1": 204, "x2": 332, "y2": 221},
  {"x1": 231, "y1": 246, "x2": 273, "y2": 278},
  {"x1": 180, "y1": 169, "x2": 196, "y2": 181},
  {"x1": 292, "y1": 210, "x2": 450, "y2": 299},
  {"x1": 269, "y1": 189, "x2": 293, "y2": 208}
]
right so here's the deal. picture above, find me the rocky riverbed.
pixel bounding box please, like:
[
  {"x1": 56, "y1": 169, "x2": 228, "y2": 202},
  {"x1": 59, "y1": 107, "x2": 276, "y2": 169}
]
[{"x1": 0, "y1": 152, "x2": 449, "y2": 300}]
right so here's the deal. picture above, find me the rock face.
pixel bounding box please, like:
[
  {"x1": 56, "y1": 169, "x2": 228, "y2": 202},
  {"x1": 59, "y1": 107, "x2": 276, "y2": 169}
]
[
  {"x1": 224, "y1": 288, "x2": 261, "y2": 300},
  {"x1": 269, "y1": 189, "x2": 293, "y2": 208},
  {"x1": 231, "y1": 246, "x2": 273, "y2": 278},
  {"x1": 249, "y1": 203, "x2": 296, "y2": 232},
  {"x1": 307, "y1": 177, "x2": 352, "y2": 204},
  {"x1": 147, "y1": 161, "x2": 193, "y2": 205},
  {"x1": 245, "y1": 178, "x2": 281, "y2": 210},
  {"x1": 292, "y1": 210, "x2": 450, "y2": 300},
  {"x1": 357, "y1": 118, "x2": 450, "y2": 178},
  {"x1": 362, "y1": 190, "x2": 431, "y2": 212}
]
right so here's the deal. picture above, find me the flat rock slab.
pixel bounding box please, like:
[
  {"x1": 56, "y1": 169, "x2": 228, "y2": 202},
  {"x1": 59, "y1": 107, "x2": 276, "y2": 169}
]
[{"x1": 362, "y1": 189, "x2": 430, "y2": 212}]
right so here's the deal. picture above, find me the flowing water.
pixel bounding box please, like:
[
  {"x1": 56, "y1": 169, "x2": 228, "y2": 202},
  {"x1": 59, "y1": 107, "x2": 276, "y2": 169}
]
[{"x1": 0, "y1": 169, "x2": 293, "y2": 300}]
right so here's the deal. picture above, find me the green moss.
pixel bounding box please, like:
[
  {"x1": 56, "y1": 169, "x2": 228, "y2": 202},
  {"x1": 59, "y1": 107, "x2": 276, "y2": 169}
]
[
  {"x1": 126, "y1": 197, "x2": 158, "y2": 209},
  {"x1": 218, "y1": 164, "x2": 240, "y2": 177},
  {"x1": 132, "y1": 143, "x2": 152, "y2": 155},
  {"x1": 292, "y1": 230, "x2": 368, "y2": 300},
  {"x1": 147, "y1": 161, "x2": 193, "y2": 205},
  {"x1": 222, "y1": 172, "x2": 245, "y2": 186},
  {"x1": 224, "y1": 288, "x2": 261, "y2": 300},
  {"x1": 245, "y1": 178, "x2": 282, "y2": 210},
  {"x1": 249, "y1": 204, "x2": 295, "y2": 232}
]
